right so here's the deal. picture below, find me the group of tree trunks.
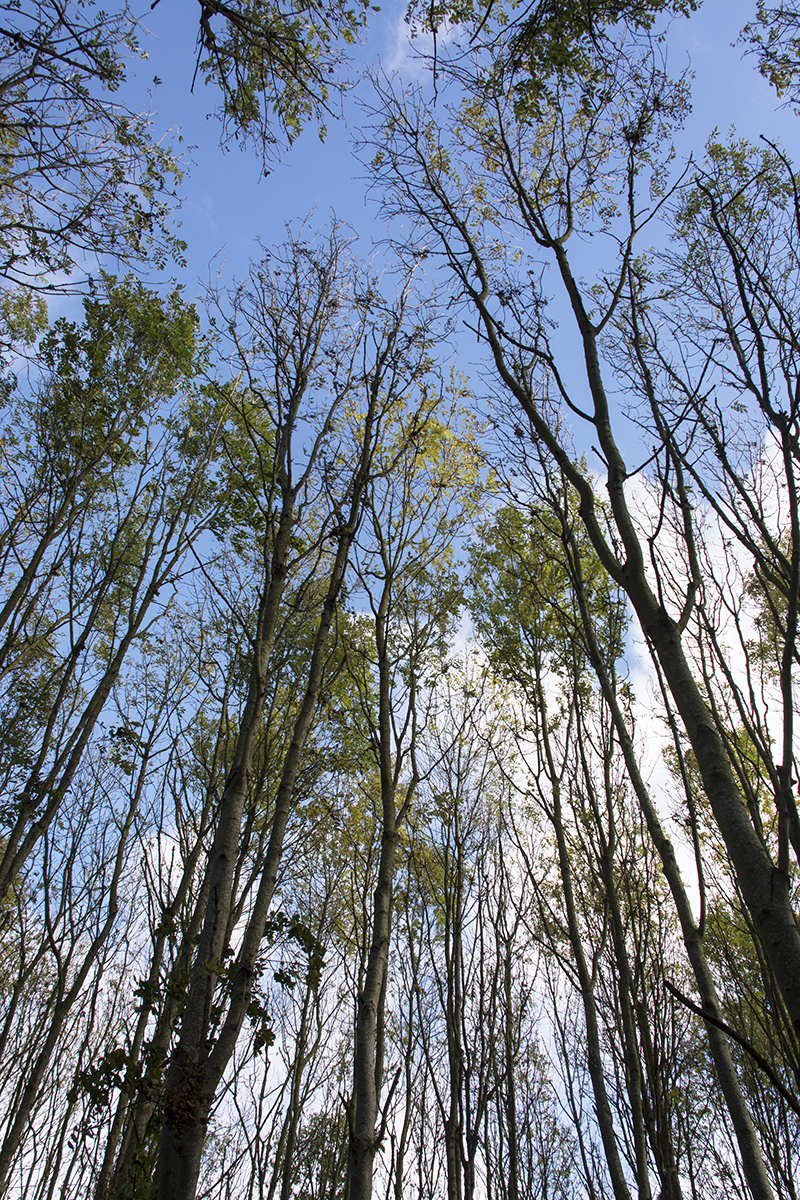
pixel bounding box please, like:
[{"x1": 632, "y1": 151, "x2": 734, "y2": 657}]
[{"x1": 2, "y1": 1, "x2": 800, "y2": 1199}]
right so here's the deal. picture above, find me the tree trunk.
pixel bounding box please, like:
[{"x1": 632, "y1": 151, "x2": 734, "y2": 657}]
[
  {"x1": 572, "y1": 550, "x2": 777, "y2": 1200},
  {"x1": 156, "y1": 527, "x2": 354, "y2": 1200},
  {"x1": 348, "y1": 824, "x2": 398, "y2": 1200},
  {"x1": 536, "y1": 673, "x2": 633, "y2": 1200}
]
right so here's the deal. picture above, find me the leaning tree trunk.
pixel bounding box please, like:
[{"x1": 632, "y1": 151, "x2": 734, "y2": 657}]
[
  {"x1": 571, "y1": 541, "x2": 777, "y2": 1200},
  {"x1": 474, "y1": 258, "x2": 800, "y2": 1050},
  {"x1": 157, "y1": 511, "x2": 360, "y2": 1200}
]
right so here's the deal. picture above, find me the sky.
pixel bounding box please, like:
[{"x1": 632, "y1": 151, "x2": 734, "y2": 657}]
[{"x1": 122, "y1": 0, "x2": 800, "y2": 307}]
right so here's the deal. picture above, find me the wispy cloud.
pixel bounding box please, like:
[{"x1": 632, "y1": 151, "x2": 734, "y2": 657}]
[{"x1": 385, "y1": 8, "x2": 459, "y2": 80}]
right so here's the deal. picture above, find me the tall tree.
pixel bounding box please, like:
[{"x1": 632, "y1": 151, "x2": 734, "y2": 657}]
[
  {"x1": 0, "y1": 276, "x2": 219, "y2": 903},
  {"x1": 0, "y1": 278, "x2": 225, "y2": 1195},
  {"x1": 367, "y1": 34, "x2": 800, "y2": 1157},
  {"x1": 153, "y1": 231, "x2": 447, "y2": 1200},
  {"x1": 339, "y1": 373, "x2": 482, "y2": 1200}
]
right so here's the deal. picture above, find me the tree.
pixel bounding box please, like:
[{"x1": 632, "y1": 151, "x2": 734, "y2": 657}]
[
  {"x1": 289, "y1": 1109, "x2": 349, "y2": 1200},
  {"x1": 0, "y1": 0, "x2": 185, "y2": 290},
  {"x1": 153, "y1": 231, "x2": 449, "y2": 1200},
  {"x1": 472, "y1": 496, "x2": 689, "y2": 1200},
  {"x1": 367, "y1": 34, "x2": 800, "y2": 1194},
  {"x1": 337, "y1": 366, "x2": 482, "y2": 1200},
  {"x1": 409, "y1": 671, "x2": 512, "y2": 1200},
  {"x1": 9, "y1": 7, "x2": 800, "y2": 1197},
  {"x1": 0, "y1": 276, "x2": 219, "y2": 906},
  {"x1": 742, "y1": 3, "x2": 800, "y2": 112},
  {"x1": 0, "y1": 278, "x2": 225, "y2": 1196},
  {"x1": 0, "y1": 0, "x2": 706, "y2": 305}
]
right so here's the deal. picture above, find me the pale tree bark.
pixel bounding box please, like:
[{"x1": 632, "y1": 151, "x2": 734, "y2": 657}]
[
  {"x1": 571, "y1": 686, "x2": 680, "y2": 1200},
  {"x1": 498, "y1": 470, "x2": 775, "y2": 1200},
  {"x1": 469, "y1": 464, "x2": 772, "y2": 1198},
  {"x1": 390, "y1": 850, "x2": 426, "y2": 1200},
  {"x1": 469, "y1": 517, "x2": 639, "y2": 1199},
  {"x1": 420, "y1": 730, "x2": 503, "y2": 1200},
  {"x1": 346, "y1": 531, "x2": 423, "y2": 1200},
  {"x1": 527, "y1": 677, "x2": 634, "y2": 1200}
]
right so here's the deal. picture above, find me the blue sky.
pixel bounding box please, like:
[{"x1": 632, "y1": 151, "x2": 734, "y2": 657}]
[{"x1": 122, "y1": 0, "x2": 800, "y2": 305}]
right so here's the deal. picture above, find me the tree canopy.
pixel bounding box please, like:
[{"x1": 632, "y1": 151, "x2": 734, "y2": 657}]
[{"x1": 2, "y1": 3, "x2": 800, "y2": 1200}]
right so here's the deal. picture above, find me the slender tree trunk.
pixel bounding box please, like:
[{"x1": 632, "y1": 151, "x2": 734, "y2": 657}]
[
  {"x1": 576, "y1": 727, "x2": 656, "y2": 1200},
  {"x1": 348, "y1": 564, "x2": 409, "y2": 1200},
  {"x1": 279, "y1": 975, "x2": 320, "y2": 1200},
  {"x1": 558, "y1": 249, "x2": 800, "y2": 1039},
  {"x1": 0, "y1": 446, "x2": 217, "y2": 902},
  {"x1": 444, "y1": 823, "x2": 465, "y2": 1200},
  {"x1": 156, "y1": 372, "x2": 379, "y2": 1197},
  {"x1": 536, "y1": 673, "x2": 633, "y2": 1200},
  {"x1": 393, "y1": 866, "x2": 419, "y2": 1200},
  {"x1": 109, "y1": 871, "x2": 212, "y2": 1200},
  {"x1": 472, "y1": 227, "x2": 800, "y2": 1044},
  {"x1": 348, "y1": 824, "x2": 398, "y2": 1200},
  {"x1": 157, "y1": 529, "x2": 354, "y2": 1199},
  {"x1": 501, "y1": 937, "x2": 519, "y2": 1200},
  {"x1": 0, "y1": 767, "x2": 144, "y2": 1194},
  {"x1": 97, "y1": 790, "x2": 215, "y2": 1200},
  {"x1": 571, "y1": 540, "x2": 777, "y2": 1200},
  {"x1": 155, "y1": 535, "x2": 290, "y2": 1198}
]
